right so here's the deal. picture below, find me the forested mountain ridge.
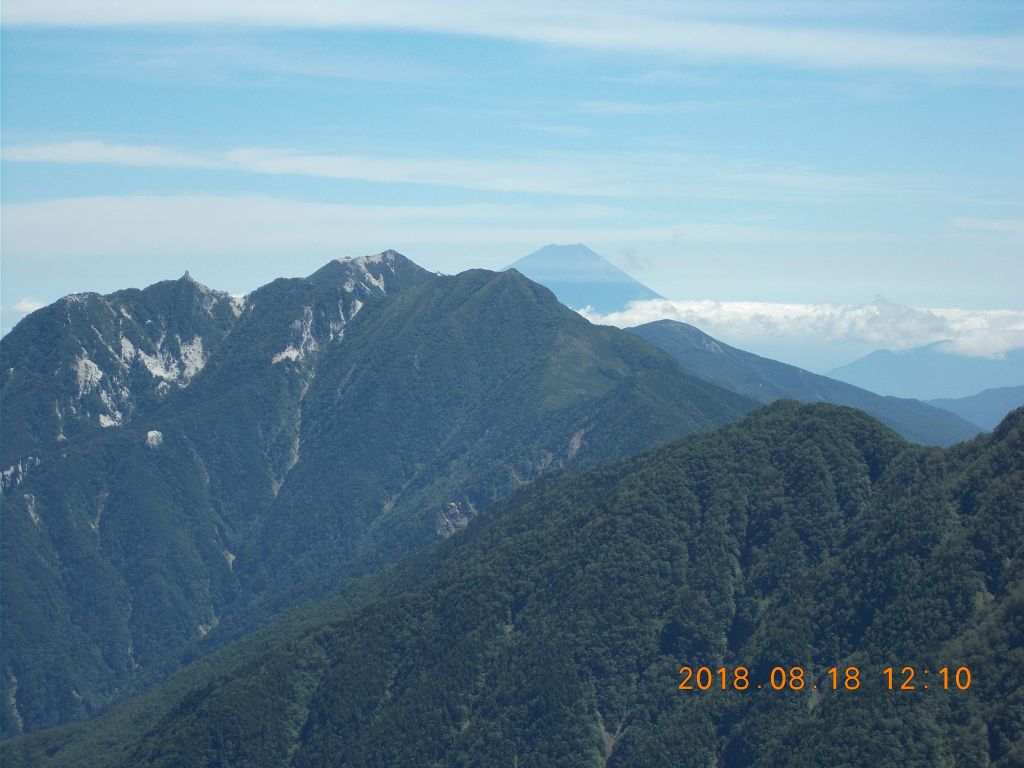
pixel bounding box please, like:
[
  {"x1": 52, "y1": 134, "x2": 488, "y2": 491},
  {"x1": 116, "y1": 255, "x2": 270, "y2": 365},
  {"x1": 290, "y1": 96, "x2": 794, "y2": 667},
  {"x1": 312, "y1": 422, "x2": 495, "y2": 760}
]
[
  {"x1": 0, "y1": 274, "x2": 239, "y2": 477},
  {"x1": 629, "y1": 319, "x2": 982, "y2": 446},
  {"x1": 1, "y1": 254, "x2": 754, "y2": 736},
  {"x1": 1, "y1": 250, "x2": 436, "y2": 734},
  {"x1": 0, "y1": 252, "x2": 431, "y2": 482},
  {"x1": 6, "y1": 403, "x2": 1021, "y2": 767},
  {"x1": 236, "y1": 267, "x2": 754, "y2": 621}
]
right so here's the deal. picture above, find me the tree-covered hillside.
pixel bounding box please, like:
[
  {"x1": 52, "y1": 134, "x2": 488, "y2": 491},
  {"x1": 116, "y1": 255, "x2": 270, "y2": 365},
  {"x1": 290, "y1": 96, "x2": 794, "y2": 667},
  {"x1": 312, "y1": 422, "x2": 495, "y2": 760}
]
[
  {"x1": 0, "y1": 274, "x2": 241, "y2": 475},
  {"x1": 629, "y1": 319, "x2": 982, "y2": 446},
  {"x1": 7, "y1": 403, "x2": 1020, "y2": 766},
  {"x1": 0, "y1": 256, "x2": 753, "y2": 736}
]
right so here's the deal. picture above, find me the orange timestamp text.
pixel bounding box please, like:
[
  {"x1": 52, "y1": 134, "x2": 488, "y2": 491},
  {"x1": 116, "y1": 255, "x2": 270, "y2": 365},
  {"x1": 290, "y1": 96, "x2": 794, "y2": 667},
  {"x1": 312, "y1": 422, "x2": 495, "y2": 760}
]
[{"x1": 677, "y1": 665, "x2": 972, "y2": 692}]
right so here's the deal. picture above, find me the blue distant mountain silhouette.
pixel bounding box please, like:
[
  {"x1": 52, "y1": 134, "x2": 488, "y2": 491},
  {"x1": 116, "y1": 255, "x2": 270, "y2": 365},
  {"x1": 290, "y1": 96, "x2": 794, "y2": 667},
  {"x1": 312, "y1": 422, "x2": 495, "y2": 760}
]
[
  {"x1": 506, "y1": 244, "x2": 662, "y2": 314},
  {"x1": 829, "y1": 342, "x2": 1024, "y2": 400}
]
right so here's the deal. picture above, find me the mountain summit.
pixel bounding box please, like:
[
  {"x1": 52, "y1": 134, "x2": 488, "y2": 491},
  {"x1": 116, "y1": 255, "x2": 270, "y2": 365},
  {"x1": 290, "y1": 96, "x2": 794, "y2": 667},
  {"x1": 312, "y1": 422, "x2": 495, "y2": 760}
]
[
  {"x1": 0, "y1": 252, "x2": 751, "y2": 734},
  {"x1": 506, "y1": 244, "x2": 662, "y2": 314}
]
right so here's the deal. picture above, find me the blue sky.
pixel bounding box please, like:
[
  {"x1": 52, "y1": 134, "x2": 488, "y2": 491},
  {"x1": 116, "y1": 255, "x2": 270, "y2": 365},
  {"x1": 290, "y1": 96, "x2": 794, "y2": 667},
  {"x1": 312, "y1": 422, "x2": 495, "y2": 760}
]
[{"x1": 2, "y1": 1, "x2": 1023, "y2": 369}]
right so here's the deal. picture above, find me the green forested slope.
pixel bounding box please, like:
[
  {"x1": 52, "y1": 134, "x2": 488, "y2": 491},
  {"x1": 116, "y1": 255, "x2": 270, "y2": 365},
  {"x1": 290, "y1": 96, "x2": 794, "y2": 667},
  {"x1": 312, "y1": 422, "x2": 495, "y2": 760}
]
[
  {"x1": 7, "y1": 403, "x2": 1019, "y2": 766},
  {"x1": 629, "y1": 319, "x2": 982, "y2": 446},
  {"x1": 238, "y1": 269, "x2": 753, "y2": 616},
  {"x1": 1, "y1": 252, "x2": 435, "y2": 734},
  {"x1": 1, "y1": 257, "x2": 753, "y2": 736},
  {"x1": 0, "y1": 274, "x2": 241, "y2": 471}
]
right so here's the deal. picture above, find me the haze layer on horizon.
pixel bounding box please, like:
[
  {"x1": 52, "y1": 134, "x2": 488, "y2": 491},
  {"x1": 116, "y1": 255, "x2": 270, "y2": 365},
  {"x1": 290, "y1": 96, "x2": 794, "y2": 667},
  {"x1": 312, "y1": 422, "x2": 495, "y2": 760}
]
[{"x1": 2, "y1": 1, "x2": 1022, "y2": 369}]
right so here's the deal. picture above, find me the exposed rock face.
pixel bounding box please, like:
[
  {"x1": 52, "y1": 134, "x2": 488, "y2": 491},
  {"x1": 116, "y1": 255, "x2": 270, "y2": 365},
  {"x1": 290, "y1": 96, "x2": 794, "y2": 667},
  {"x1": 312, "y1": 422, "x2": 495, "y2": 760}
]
[{"x1": 1, "y1": 252, "x2": 754, "y2": 736}]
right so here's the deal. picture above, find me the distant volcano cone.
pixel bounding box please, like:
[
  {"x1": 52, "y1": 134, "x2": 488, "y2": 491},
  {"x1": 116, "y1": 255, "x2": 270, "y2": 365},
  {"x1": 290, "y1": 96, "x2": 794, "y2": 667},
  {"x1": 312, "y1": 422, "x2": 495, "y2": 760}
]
[{"x1": 506, "y1": 244, "x2": 662, "y2": 314}]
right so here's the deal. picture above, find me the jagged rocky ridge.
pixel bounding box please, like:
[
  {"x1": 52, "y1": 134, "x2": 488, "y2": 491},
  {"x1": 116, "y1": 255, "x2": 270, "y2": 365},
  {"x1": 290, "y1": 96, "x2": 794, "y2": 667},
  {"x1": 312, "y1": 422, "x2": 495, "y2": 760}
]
[{"x1": 1, "y1": 252, "x2": 754, "y2": 735}]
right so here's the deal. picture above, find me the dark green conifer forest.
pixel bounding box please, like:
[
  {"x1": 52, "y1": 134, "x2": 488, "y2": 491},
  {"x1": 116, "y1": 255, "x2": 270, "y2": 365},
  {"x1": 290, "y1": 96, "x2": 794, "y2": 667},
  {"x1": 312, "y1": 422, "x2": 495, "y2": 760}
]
[{"x1": 5, "y1": 402, "x2": 1021, "y2": 767}]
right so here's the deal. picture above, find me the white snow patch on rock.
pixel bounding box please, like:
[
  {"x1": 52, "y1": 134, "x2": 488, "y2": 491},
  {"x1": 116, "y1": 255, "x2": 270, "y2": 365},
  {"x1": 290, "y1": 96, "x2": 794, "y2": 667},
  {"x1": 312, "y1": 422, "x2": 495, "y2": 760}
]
[
  {"x1": 146, "y1": 430, "x2": 163, "y2": 448},
  {"x1": 98, "y1": 389, "x2": 124, "y2": 426},
  {"x1": 357, "y1": 261, "x2": 386, "y2": 291},
  {"x1": 272, "y1": 346, "x2": 300, "y2": 363},
  {"x1": 197, "y1": 615, "x2": 220, "y2": 639},
  {"x1": 6, "y1": 675, "x2": 24, "y2": 733},
  {"x1": 75, "y1": 355, "x2": 103, "y2": 397},
  {"x1": 55, "y1": 401, "x2": 67, "y2": 442},
  {"x1": 335, "y1": 251, "x2": 395, "y2": 293},
  {"x1": 132, "y1": 334, "x2": 206, "y2": 384},
  {"x1": 178, "y1": 336, "x2": 206, "y2": 381},
  {"x1": 329, "y1": 300, "x2": 348, "y2": 341},
  {"x1": 137, "y1": 345, "x2": 178, "y2": 380},
  {"x1": 119, "y1": 336, "x2": 136, "y2": 360},
  {"x1": 2, "y1": 457, "x2": 41, "y2": 495},
  {"x1": 272, "y1": 307, "x2": 318, "y2": 364},
  {"x1": 228, "y1": 295, "x2": 246, "y2": 317},
  {"x1": 568, "y1": 428, "x2": 587, "y2": 459},
  {"x1": 24, "y1": 493, "x2": 40, "y2": 526}
]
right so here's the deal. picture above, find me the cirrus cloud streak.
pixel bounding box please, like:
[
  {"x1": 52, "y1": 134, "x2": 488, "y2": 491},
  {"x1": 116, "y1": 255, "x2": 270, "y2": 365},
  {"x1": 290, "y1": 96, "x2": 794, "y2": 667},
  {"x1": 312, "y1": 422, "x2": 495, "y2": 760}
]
[
  {"x1": 2, "y1": 141, "x2": 629, "y2": 197},
  {"x1": 4, "y1": 1, "x2": 1023, "y2": 74}
]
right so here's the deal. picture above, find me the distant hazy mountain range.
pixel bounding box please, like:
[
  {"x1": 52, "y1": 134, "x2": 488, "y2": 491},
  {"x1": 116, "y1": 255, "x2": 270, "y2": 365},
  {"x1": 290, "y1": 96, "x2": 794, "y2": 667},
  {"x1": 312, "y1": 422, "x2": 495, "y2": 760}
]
[
  {"x1": 1, "y1": 252, "x2": 753, "y2": 735},
  {"x1": 507, "y1": 244, "x2": 1023, "y2": 406},
  {"x1": 628, "y1": 320, "x2": 981, "y2": 446},
  {"x1": 829, "y1": 342, "x2": 1024, "y2": 400},
  {"x1": 929, "y1": 385, "x2": 1024, "y2": 431},
  {"x1": 506, "y1": 243, "x2": 662, "y2": 314}
]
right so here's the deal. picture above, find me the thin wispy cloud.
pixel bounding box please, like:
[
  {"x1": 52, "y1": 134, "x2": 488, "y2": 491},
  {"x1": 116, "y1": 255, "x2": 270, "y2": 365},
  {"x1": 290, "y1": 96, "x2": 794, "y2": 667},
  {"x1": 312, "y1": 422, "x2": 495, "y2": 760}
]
[
  {"x1": 5, "y1": 1, "x2": 1023, "y2": 75},
  {"x1": 2, "y1": 139, "x2": 980, "y2": 205},
  {"x1": 3, "y1": 141, "x2": 628, "y2": 197},
  {"x1": 1, "y1": 195, "x2": 631, "y2": 258},
  {"x1": 952, "y1": 217, "x2": 1024, "y2": 241},
  {"x1": 0, "y1": 193, "x2": 924, "y2": 264},
  {"x1": 574, "y1": 99, "x2": 736, "y2": 116},
  {"x1": 521, "y1": 123, "x2": 592, "y2": 138},
  {"x1": 580, "y1": 298, "x2": 1024, "y2": 358},
  {"x1": 130, "y1": 40, "x2": 450, "y2": 86},
  {"x1": 4, "y1": 141, "x2": 210, "y2": 168}
]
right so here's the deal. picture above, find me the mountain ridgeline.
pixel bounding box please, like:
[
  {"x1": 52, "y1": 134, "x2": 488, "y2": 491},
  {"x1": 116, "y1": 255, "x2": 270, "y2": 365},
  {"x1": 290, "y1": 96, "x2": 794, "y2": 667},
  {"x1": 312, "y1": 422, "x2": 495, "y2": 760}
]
[
  {"x1": 929, "y1": 385, "x2": 1024, "y2": 431},
  {"x1": 6, "y1": 403, "x2": 1021, "y2": 767},
  {"x1": 1, "y1": 253, "x2": 754, "y2": 735},
  {"x1": 628, "y1": 319, "x2": 983, "y2": 446},
  {"x1": 828, "y1": 342, "x2": 1024, "y2": 401}
]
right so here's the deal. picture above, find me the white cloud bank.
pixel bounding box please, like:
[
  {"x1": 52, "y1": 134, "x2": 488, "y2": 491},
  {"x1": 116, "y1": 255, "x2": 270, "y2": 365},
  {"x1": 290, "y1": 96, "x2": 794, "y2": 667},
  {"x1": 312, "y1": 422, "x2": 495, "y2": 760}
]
[
  {"x1": 9, "y1": 298, "x2": 45, "y2": 316},
  {"x1": 581, "y1": 298, "x2": 1024, "y2": 358},
  {"x1": 4, "y1": 1, "x2": 1023, "y2": 74}
]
